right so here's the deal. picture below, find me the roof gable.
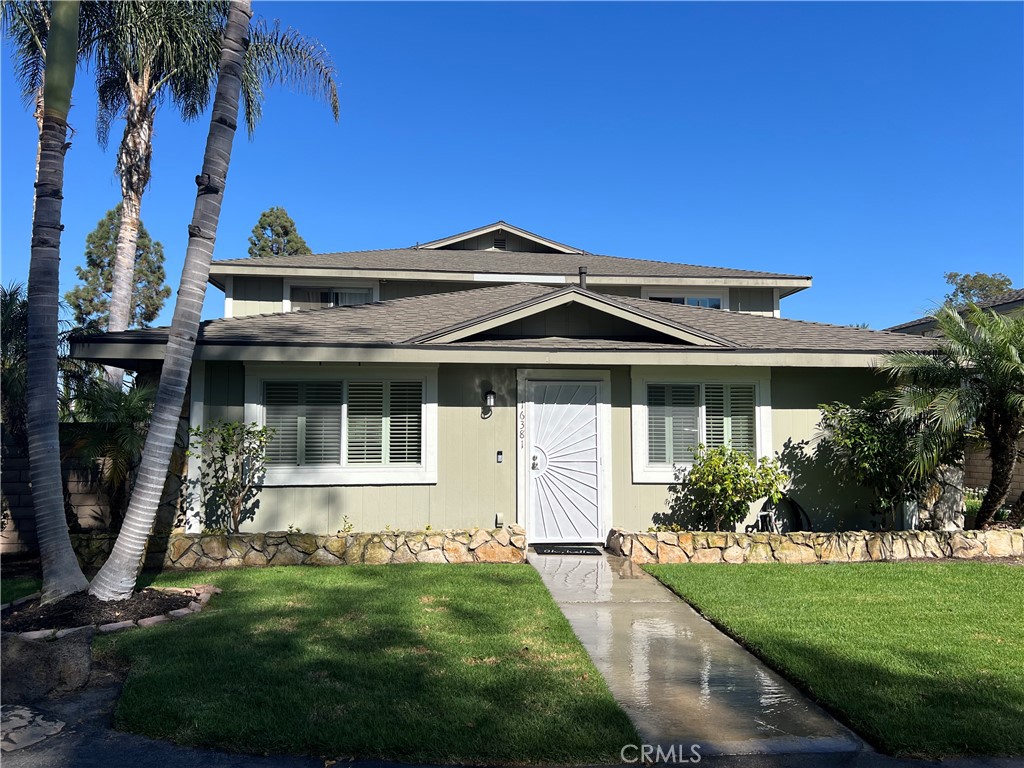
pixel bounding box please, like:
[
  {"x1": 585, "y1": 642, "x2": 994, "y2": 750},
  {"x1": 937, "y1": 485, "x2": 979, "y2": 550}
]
[
  {"x1": 415, "y1": 221, "x2": 584, "y2": 254},
  {"x1": 409, "y1": 286, "x2": 726, "y2": 347}
]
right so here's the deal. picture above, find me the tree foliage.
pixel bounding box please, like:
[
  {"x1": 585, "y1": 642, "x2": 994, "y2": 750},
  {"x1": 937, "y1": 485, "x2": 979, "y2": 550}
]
[
  {"x1": 248, "y1": 206, "x2": 312, "y2": 258},
  {"x1": 944, "y1": 271, "x2": 1013, "y2": 307},
  {"x1": 659, "y1": 445, "x2": 789, "y2": 532},
  {"x1": 817, "y1": 393, "x2": 934, "y2": 526},
  {"x1": 64, "y1": 205, "x2": 171, "y2": 330},
  {"x1": 883, "y1": 303, "x2": 1024, "y2": 528},
  {"x1": 186, "y1": 421, "x2": 273, "y2": 533},
  {"x1": 1, "y1": 283, "x2": 30, "y2": 444}
]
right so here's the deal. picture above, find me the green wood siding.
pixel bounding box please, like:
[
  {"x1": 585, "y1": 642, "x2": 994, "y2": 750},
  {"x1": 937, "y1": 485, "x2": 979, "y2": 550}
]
[{"x1": 232, "y1": 277, "x2": 283, "y2": 316}]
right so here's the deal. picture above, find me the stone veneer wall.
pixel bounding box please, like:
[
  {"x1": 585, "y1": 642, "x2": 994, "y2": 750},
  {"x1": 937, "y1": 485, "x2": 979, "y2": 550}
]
[
  {"x1": 72, "y1": 525, "x2": 527, "y2": 571},
  {"x1": 606, "y1": 527, "x2": 1024, "y2": 564}
]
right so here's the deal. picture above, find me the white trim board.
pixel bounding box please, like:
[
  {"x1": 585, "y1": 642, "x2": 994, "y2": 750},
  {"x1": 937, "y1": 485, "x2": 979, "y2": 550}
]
[{"x1": 516, "y1": 369, "x2": 613, "y2": 544}]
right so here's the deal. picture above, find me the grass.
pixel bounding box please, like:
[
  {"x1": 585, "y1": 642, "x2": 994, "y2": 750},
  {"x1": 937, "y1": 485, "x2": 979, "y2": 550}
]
[
  {"x1": 1, "y1": 577, "x2": 41, "y2": 603},
  {"x1": 99, "y1": 565, "x2": 637, "y2": 764},
  {"x1": 646, "y1": 562, "x2": 1024, "y2": 758}
]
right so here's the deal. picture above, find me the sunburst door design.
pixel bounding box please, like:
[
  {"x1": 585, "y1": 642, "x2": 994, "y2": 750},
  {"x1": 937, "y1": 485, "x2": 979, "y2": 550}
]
[{"x1": 527, "y1": 382, "x2": 602, "y2": 542}]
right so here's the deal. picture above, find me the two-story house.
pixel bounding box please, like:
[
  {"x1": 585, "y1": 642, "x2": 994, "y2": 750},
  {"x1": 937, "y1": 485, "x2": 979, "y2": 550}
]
[{"x1": 73, "y1": 221, "x2": 933, "y2": 539}]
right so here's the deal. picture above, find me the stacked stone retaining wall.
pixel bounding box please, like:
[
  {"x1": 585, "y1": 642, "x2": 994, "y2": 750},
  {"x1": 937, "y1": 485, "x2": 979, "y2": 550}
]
[
  {"x1": 606, "y1": 528, "x2": 1024, "y2": 564},
  {"x1": 72, "y1": 525, "x2": 528, "y2": 570}
]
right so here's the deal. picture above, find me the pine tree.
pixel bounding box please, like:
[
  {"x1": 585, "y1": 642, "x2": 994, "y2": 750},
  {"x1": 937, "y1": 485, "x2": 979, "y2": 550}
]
[
  {"x1": 248, "y1": 206, "x2": 312, "y2": 258},
  {"x1": 65, "y1": 205, "x2": 171, "y2": 330}
]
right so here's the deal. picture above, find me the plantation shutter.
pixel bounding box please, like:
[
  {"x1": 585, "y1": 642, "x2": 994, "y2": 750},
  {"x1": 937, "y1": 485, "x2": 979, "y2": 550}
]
[
  {"x1": 704, "y1": 383, "x2": 757, "y2": 457},
  {"x1": 303, "y1": 383, "x2": 343, "y2": 465},
  {"x1": 647, "y1": 384, "x2": 699, "y2": 465},
  {"x1": 388, "y1": 381, "x2": 423, "y2": 464},
  {"x1": 265, "y1": 382, "x2": 300, "y2": 465},
  {"x1": 347, "y1": 381, "x2": 385, "y2": 464}
]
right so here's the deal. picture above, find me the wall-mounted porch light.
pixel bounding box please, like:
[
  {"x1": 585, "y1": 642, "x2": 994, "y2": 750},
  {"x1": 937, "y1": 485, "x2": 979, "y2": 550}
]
[{"x1": 485, "y1": 390, "x2": 496, "y2": 408}]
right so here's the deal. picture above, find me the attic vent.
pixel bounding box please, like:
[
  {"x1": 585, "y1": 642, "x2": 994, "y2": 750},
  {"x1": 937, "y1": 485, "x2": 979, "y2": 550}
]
[{"x1": 493, "y1": 237, "x2": 506, "y2": 251}]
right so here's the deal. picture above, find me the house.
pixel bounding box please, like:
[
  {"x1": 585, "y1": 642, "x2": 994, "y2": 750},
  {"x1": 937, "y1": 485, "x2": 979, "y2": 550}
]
[
  {"x1": 886, "y1": 288, "x2": 1024, "y2": 337},
  {"x1": 72, "y1": 221, "x2": 935, "y2": 540}
]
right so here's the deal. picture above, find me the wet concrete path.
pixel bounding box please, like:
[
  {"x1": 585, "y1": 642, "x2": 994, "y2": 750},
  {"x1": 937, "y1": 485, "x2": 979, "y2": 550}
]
[{"x1": 531, "y1": 552, "x2": 865, "y2": 757}]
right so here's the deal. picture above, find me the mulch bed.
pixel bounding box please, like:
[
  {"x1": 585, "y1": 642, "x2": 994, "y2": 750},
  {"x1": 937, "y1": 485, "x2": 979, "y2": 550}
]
[{"x1": 1, "y1": 589, "x2": 193, "y2": 633}]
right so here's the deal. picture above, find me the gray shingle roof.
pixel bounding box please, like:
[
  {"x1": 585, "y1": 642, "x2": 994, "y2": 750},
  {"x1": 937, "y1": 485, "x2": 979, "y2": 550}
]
[
  {"x1": 210, "y1": 247, "x2": 810, "y2": 282},
  {"x1": 82, "y1": 283, "x2": 935, "y2": 354},
  {"x1": 886, "y1": 289, "x2": 1024, "y2": 332}
]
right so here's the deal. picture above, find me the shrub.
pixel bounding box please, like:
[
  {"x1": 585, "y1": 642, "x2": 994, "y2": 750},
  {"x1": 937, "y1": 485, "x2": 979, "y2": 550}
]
[
  {"x1": 817, "y1": 394, "x2": 933, "y2": 527},
  {"x1": 186, "y1": 421, "x2": 273, "y2": 533},
  {"x1": 658, "y1": 445, "x2": 789, "y2": 532}
]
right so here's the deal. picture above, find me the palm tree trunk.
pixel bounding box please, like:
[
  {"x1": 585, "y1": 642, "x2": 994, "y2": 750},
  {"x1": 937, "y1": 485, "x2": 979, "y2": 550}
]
[
  {"x1": 105, "y1": 99, "x2": 155, "y2": 387},
  {"x1": 89, "y1": 0, "x2": 253, "y2": 602},
  {"x1": 977, "y1": 422, "x2": 1019, "y2": 528},
  {"x1": 27, "y1": 0, "x2": 89, "y2": 604}
]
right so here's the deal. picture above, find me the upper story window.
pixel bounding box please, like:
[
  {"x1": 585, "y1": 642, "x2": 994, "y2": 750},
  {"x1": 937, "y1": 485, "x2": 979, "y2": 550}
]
[
  {"x1": 639, "y1": 287, "x2": 728, "y2": 310},
  {"x1": 290, "y1": 286, "x2": 373, "y2": 311},
  {"x1": 649, "y1": 295, "x2": 722, "y2": 309}
]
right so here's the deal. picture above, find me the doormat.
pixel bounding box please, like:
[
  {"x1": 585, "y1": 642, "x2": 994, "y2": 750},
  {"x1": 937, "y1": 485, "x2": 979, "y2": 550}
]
[{"x1": 532, "y1": 545, "x2": 604, "y2": 556}]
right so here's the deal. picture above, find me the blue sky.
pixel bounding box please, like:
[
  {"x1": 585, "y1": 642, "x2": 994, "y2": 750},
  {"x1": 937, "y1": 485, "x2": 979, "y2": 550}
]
[{"x1": 2, "y1": 1, "x2": 1022, "y2": 329}]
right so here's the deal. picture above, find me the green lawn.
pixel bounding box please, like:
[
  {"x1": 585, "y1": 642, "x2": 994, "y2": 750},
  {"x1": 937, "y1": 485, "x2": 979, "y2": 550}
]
[
  {"x1": 1, "y1": 577, "x2": 41, "y2": 603},
  {"x1": 646, "y1": 562, "x2": 1024, "y2": 758},
  {"x1": 100, "y1": 565, "x2": 637, "y2": 764}
]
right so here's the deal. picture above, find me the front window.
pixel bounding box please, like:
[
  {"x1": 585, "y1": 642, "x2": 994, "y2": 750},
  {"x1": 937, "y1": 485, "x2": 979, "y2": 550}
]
[
  {"x1": 644, "y1": 382, "x2": 757, "y2": 468},
  {"x1": 263, "y1": 378, "x2": 424, "y2": 469}
]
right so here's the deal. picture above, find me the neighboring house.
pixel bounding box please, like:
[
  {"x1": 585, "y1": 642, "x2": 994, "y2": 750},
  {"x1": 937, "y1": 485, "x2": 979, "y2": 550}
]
[
  {"x1": 886, "y1": 288, "x2": 1024, "y2": 337},
  {"x1": 888, "y1": 288, "x2": 1024, "y2": 512},
  {"x1": 72, "y1": 221, "x2": 934, "y2": 540}
]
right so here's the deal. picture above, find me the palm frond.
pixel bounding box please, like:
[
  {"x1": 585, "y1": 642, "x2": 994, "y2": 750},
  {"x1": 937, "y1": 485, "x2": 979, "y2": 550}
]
[{"x1": 243, "y1": 18, "x2": 340, "y2": 137}]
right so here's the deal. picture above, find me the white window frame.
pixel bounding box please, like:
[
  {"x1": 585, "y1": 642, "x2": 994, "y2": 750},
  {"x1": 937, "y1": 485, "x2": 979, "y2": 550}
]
[
  {"x1": 630, "y1": 366, "x2": 771, "y2": 484},
  {"x1": 282, "y1": 278, "x2": 380, "y2": 313},
  {"x1": 640, "y1": 286, "x2": 729, "y2": 310},
  {"x1": 244, "y1": 364, "x2": 437, "y2": 486}
]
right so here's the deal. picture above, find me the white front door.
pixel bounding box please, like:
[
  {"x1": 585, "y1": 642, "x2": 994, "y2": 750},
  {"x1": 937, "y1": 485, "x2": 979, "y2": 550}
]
[{"x1": 526, "y1": 381, "x2": 603, "y2": 543}]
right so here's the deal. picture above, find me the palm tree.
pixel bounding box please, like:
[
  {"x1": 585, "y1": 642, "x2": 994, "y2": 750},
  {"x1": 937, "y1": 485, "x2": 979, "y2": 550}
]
[
  {"x1": 1, "y1": 1, "x2": 109, "y2": 204},
  {"x1": 66, "y1": 382, "x2": 154, "y2": 532},
  {"x1": 883, "y1": 304, "x2": 1024, "y2": 529},
  {"x1": 98, "y1": 1, "x2": 339, "y2": 387},
  {"x1": 89, "y1": 0, "x2": 253, "y2": 602},
  {"x1": 25, "y1": 0, "x2": 89, "y2": 603}
]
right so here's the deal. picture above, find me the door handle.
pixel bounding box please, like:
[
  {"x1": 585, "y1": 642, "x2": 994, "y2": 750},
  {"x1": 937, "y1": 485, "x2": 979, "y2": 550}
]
[{"x1": 532, "y1": 455, "x2": 539, "y2": 470}]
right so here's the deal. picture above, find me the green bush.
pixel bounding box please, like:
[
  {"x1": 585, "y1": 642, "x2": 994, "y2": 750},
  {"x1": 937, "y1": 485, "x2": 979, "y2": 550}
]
[
  {"x1": 817, "y1": 394, "x2": 933, "y2": 527},
  {"x1": 657, "y1": 445, "x2": 789, "y2": 532},
  {"x1": 186, "y1": 421, "x2": 273, "y2": 533}
]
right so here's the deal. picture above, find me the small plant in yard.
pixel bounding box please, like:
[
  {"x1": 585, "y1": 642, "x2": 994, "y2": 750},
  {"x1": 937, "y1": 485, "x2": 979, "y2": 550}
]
[
  {"x1": 337, "y1": 515, "x2": 353, "y2": 535},
  {"x1": 186, "y1": 421, "x2": 273, "y2": 534},
  {"x1": 657, "y1": 445, "x2": 788, "y2": 531}
]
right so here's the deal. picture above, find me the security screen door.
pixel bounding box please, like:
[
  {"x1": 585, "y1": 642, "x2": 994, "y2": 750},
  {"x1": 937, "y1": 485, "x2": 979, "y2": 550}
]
[{"x1": 526, "y1": 381, "x2": 603, "y2": 543}]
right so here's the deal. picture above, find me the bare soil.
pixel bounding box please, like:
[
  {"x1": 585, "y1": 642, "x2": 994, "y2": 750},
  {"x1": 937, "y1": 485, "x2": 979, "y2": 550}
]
[{"x1": 1, "y1": 589, "x2": 192, "y2": 633}]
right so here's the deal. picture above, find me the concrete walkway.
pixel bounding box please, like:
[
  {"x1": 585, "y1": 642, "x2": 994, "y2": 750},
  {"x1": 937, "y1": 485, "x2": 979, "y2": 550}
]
[{"x1": 530, "y1": 551, "x2": 865, "y2": 757}]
